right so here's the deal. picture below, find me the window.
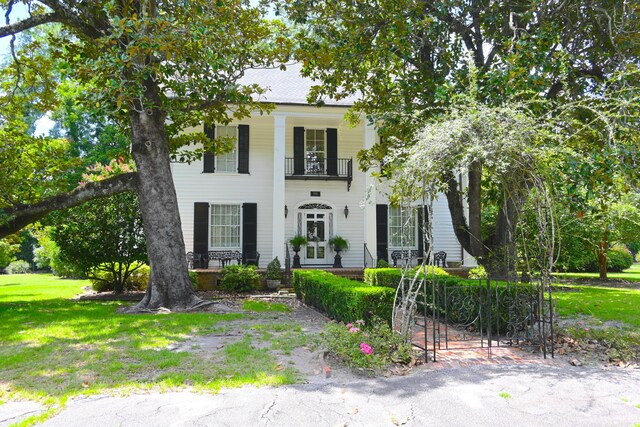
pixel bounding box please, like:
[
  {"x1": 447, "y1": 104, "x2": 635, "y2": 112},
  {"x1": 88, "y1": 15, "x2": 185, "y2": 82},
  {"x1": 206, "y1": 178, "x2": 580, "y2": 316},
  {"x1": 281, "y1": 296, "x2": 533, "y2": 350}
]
[
  {"x1": 305, "y1": 129, "x2": 325, "y2": 173},
  {"x1": 216, "y1": 126, "x2": 238, "y2": 173},
  {"x1": 389, "y1": 207, "x2": 417, "y2": 248},
  {"x1": 210, "y1": 204, "x2": 241, "y2": 248}
]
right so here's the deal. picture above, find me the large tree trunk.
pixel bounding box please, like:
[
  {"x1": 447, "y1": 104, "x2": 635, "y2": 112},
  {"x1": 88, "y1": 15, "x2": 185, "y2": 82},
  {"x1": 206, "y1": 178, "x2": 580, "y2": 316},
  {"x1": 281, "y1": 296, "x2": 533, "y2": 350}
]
[{"x1": 126, "y1": 81, "x2": 209, "y2": 312}]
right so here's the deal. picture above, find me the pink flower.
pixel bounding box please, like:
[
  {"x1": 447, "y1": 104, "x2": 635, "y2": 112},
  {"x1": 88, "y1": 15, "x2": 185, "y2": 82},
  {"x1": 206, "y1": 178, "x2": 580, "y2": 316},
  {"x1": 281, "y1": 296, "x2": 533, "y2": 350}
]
[
  {"x1": 360, "y1": 342, "x2": 373, "y2": 355},
  {"x1": 349, "y1": 327, "x2": 360, "y2": 334},
  {"x1": 346, "y1": 323, "x2": 353, "y2": 328},
  {"x1": 105, "y1": 166, "x2": 112, "y2": 172}
]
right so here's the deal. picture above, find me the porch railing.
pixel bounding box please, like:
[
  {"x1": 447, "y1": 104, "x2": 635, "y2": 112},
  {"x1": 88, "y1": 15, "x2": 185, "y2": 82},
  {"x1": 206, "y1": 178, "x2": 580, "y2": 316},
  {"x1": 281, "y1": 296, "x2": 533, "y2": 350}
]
[
  {"x1": 363, "y1": 243, "x2": 376, "y2": 268},
  {"x1": 284, "y1": 157, "x2": 353, "y2": 191}
]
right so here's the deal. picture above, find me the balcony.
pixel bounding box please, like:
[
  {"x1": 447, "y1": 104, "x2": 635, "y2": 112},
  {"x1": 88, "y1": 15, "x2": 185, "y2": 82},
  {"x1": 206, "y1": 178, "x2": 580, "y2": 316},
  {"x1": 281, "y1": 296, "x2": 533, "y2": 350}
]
[{"x1": 284, "y1": 157, "x2": 353, "y2": 191}]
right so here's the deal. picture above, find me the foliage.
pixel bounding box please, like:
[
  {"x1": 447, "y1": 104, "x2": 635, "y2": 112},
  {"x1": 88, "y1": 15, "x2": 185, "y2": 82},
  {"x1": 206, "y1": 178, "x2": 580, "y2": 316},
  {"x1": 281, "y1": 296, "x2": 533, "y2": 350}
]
[
  {"x1": 328, "y1": 235, "x2": 349, "y2": 252},
  {"x1": 376, "y1": 259, "x2": 389, "y2": 268},
  {"x1": 324, "y1": 318, "x2": 412, "y2": 372},
  {"x1": 293, "y1": 270, "x2": 395, "y2": 324},
  {"x1": 627, "y1": 241, "x2": 640, "y2": 262},
  {"x1": 5, "y1": 260, "x2": 31, "y2": 274},
  {"x1": 363, "y1": 266, "x2": 448, "y2": 288},
  {"x1": 220, "y1": 265, "x2": 260, "y2": 293},
  {"x1": 289, "y1": 234, "x2": 308, "y2": 250},
  {"x1": 605, "y1": 247, "x2": 634, "y2": 273},
  {"x1": 48, "y1": 192, "x2": 146, "y2": 292},
  {"x1": 556, "y1": 246, "x2": 634, "y2": 273},
  {"x1": 265, "y1": 257, "x2": 282, "y2": 281},
  {"x1": 468, "y1": 266, "x2": 488, "y2": 280},
  {"x1": 0, "y1": 239, "x2": 18, "y2": 269},
  {"x1": 90, "y1": 263, "x2": 149, "y2": 293}
]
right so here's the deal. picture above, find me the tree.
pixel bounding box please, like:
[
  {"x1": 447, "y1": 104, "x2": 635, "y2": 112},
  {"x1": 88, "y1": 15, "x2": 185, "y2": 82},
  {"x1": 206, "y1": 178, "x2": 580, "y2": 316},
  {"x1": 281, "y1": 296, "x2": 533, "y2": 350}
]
[
  {"x1": 284, "y1": 0, "x2": 639, "y2": 277},
  {"x1": 49, "y1": 192, "x2": 147, "y2": 293},
  {"x1": 1, "y1": 1, "x2": 290, "y2": 311}
]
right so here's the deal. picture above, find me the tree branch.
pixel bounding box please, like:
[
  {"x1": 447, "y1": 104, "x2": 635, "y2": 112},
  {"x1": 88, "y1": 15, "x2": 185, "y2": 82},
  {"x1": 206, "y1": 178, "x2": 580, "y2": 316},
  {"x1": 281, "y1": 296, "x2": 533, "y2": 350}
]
[
  {"x1": 0, "y1": 12, "x2": 61, "y2": 38},
  {"x1": 0, "y1": 172, "x2": 138, "y2": 238}
]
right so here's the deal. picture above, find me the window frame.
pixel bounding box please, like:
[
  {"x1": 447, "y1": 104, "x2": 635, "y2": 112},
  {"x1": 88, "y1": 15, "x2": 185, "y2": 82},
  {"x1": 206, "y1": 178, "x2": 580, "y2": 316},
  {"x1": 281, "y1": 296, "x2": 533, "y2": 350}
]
[
  {"x1": 388, "y1": 206, "x2": 418, "y2": 249},
  {"x1": 209, "y1": 203, "x2": 242, "y2": 249},
  {"x1": 215, "y1": 125, "x2": 239, "y2": 173},
  {"x1": 304, "y1": 128, "x2": 326, "y2": 174}
]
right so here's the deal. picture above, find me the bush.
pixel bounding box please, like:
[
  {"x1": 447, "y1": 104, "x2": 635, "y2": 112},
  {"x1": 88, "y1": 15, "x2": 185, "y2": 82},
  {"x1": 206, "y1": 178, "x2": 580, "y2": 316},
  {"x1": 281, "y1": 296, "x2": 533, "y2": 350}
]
[
  {"x1": 6, "y1": 260, "x2": 31, "y2": 274},
  {"x1": 220, "y1": 265, "x2": 260, "y2": 292},
  {"x1": 293, "y1": 270, "x2": 395, "y2": 324},
  {"x1": 376, "y1": 259, "x2": 389, "y2": 268},
  {"x1": 265, "y1": 257, "x2": 282, "y2": 280},
  {"x1": 324, "y1": 318, "x2": 412, "y2": 372},
  {"x1": 189, "y1": 271, "x2": 199, "y2": 290},
  {"x1": 468, "y1": 265, "x2": 487, "y2": 279},
  {"x1": 90, "y1": 263, "x2": 149, "y2": 293},
  {"x1": 606, "y1": 246, "x2": 634, "y2": 272},
  {"x1": 557, "y1": 246, "x2": 634, "y2": 273},
  {"x1": 363, "y1": 266, "x2": 448, "y2": 288}
]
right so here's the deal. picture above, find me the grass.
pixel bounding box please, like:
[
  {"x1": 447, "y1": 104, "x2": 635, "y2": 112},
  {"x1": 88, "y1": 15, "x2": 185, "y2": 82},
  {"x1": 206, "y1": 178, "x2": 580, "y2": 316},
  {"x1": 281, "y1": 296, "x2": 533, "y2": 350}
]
[
  {"x1": 0, "y1": 274, "x2": 309, "y2": 420},
  {"x1": 554, "y1": 263, "x2": 640, "y2": 282},
  {"x1": 554, "y1": 285, "x2": 640, "y2": 328},
  {"x1": 242, "y1": 299, "x2": 291, "y2": 313}
]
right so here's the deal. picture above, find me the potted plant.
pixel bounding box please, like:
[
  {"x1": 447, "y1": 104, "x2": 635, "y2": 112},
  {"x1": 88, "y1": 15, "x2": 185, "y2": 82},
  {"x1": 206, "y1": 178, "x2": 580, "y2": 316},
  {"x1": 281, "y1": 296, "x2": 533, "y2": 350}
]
[
  {"x1": 265, "y1": 257, "x2": 282, "y2": 291},
  {"x1": 328, "y1": 236, "x2": 349, "y2": 268},
  {"x1": 289, "y1": 234, "x2": 308, "y2": 268}
]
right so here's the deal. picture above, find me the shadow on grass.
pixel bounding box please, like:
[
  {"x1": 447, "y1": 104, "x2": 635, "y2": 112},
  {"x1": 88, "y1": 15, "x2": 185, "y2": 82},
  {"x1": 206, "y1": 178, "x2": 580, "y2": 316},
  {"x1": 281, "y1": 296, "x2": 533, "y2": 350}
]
[{"x1": 0, "y1": 298, "x2": 299, "y2": 402}]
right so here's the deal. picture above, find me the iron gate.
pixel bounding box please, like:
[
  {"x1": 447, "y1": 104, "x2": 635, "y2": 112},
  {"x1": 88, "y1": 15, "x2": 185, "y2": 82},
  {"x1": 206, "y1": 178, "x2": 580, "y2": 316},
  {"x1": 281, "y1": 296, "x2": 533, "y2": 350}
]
[{"x1": 407, "y1": 276, "x2": 555, "y2": 361}]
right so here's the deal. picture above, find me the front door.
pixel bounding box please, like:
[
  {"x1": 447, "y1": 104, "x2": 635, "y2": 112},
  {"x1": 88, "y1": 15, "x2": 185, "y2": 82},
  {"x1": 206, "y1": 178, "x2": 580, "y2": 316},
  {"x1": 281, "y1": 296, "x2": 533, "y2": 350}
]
[{"x1": 305, "y1": 211, "x2": 327, "y2": 264}]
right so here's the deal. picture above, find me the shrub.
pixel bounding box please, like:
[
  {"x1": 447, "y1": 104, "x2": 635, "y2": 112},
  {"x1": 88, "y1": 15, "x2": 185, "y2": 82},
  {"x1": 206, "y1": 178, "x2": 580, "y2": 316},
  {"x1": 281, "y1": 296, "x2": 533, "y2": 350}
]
[
  {"x1": 606, "y1": 246, "x2": 634, "y2": 272},
  {"x1": 293, "y1": 270, "x2": 395, "y2": 324},
  {"x1": 364, "y1": 266, "x2": 448, "y2": 288},
  {"x1": 220, "y1": 265, "x2": 260, "y2": 292},
  {"x1": 376, "y1": 259, "x2": 389, "y2": 268},
  {"x1": 5, "y1": 260, "x2": 31, "y2": 274},
  {"x1": 90, "y1": 263, "x2": 149, "y2": 293},
  {"x1": 468, "y1": 265, "x2": 487, "y2": 279},
  {"x1": 324, "y1": 318, "x2": 412, "y2": 372},
  {"x1": 265, "y1": 257, "x2": 282, "y2": 281},
  {"x1": 189, "y1": 271, "x2": 199, "y2": 290}
]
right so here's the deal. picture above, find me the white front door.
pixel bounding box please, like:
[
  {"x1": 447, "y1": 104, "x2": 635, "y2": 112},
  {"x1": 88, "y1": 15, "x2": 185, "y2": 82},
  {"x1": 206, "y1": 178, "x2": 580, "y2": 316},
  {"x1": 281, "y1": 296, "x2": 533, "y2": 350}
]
[{"x1": 304, "y1": 211, "x2": 327, "y2": 264}]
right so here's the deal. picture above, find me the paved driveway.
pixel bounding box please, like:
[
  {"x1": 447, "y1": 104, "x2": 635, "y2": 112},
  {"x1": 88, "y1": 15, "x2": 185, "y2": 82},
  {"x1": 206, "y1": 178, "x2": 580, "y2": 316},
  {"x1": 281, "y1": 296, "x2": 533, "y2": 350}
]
[{"x1": 8, "y1": 364, "x2": 635, "y2": 426}]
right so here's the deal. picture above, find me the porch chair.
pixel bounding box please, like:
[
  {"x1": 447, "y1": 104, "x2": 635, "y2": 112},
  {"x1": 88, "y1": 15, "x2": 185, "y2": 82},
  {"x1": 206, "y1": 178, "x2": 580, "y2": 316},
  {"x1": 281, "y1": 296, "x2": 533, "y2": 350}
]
[{"x1": 244, "y1": 251, "x2": 260, "y2": 267}]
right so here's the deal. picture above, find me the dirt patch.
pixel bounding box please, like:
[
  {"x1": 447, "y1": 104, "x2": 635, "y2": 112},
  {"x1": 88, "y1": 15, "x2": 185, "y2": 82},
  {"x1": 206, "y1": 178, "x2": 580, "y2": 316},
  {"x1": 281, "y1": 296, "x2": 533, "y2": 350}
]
[{"x1": 556, "y1": 277, "x2": 640, "y2": 289}]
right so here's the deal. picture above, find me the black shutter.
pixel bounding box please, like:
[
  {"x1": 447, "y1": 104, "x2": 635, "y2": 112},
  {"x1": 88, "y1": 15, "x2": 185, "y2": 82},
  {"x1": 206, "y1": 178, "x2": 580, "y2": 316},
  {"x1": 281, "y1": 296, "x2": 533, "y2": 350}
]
[
  {"x1": 293, "y1": 127, "x2": 305, "y2": 175},
  {"x1": 203, "y1": 124, "x2": 215, "y2": 173},
  {"x1": 242, "y1": 203, "x2": 258, "y2": 265},
  {"x1": 376, "y1": 204, "x2": 388, "y2": 262},
  {"x1": 238, "y1": 125, "x2": 250, "y2": 174},
  {"x1": 193, "y1": 202, "x2": 209, "y2": 267},
  {"x1": 326, "y1": 128, "x2": 338, "y2": 175}
]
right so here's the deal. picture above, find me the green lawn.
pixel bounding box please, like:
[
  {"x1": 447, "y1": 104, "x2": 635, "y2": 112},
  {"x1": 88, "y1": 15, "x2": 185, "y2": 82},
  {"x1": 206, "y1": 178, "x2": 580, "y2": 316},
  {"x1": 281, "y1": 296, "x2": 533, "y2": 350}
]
[
  {"x1": 0, "y1": 274, "x2": 305, "y2": 414},
  {"x1": 554, "y1": 263, "x2": 640, "y2": 282},
  {"x1": 554, "y1": 285, "x2": 640, "y2": 328}
]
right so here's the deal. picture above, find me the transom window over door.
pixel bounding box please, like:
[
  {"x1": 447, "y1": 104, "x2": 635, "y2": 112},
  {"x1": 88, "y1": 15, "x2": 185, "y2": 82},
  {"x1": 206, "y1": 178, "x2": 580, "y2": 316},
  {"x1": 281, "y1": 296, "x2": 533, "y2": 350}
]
[
  {"x1": 389, "y1": 207, "x2": 417, "y2": 248},
  {"x1": 216, "y1": 126, "x2": 238, "y2": 173},
  {"x1": 210, "y1": 204, "x2": 241, "y2": 248},
  {"x1": 305, "y1": 129, "x2": 325, "y2": 174}
]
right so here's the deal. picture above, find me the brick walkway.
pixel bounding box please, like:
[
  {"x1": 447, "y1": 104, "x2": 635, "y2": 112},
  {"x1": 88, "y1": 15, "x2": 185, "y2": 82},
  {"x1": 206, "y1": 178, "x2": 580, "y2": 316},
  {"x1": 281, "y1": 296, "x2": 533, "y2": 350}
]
[{"x1": 411, "y1": 317, "x2": 558, "y2": 370}]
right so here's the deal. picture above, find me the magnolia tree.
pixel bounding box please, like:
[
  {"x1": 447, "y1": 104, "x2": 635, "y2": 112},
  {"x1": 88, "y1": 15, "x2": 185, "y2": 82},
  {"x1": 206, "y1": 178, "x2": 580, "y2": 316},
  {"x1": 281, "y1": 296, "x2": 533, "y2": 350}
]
[{"x1": 0, "y1": 1, "x2": 290, "y2": 311}]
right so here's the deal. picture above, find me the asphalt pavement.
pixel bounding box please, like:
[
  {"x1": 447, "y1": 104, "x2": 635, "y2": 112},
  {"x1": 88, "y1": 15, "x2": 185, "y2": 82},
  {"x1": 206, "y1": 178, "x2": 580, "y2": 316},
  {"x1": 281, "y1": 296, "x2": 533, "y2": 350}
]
[{"x1": 3, "y1": 364, "x2": 638, "y2": 427}]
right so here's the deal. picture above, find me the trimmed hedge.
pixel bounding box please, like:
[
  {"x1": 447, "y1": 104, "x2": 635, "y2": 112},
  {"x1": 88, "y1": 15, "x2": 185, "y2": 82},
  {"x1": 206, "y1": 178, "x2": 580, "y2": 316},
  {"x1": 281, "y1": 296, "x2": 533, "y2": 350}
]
[
  {"x1": 364, "y1": 266, "x2": 449, "y2": 288},
  {"x1": 293, "y1": 270, "x2": 395, "y2": 325}
]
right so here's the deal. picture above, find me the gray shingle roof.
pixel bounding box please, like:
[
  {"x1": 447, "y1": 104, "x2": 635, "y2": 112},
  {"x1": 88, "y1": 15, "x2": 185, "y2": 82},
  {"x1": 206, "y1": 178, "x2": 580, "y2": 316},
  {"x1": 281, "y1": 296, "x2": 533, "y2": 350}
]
[{"x1": 240, "y1": 63, "x2": 357, "y2": 107}]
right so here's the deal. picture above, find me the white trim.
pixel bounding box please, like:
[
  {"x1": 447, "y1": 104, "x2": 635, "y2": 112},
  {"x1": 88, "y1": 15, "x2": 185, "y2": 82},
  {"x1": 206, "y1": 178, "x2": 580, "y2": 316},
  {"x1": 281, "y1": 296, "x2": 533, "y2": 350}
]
[{"x1": 272, "y1": 111, "x2": 346, "y2": 119}]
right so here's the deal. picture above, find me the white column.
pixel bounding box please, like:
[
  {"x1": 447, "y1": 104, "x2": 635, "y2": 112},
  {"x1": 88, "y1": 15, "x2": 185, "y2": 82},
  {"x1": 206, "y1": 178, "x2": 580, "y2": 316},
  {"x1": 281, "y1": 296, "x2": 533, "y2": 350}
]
[
  {"x1": 363, "y1": 122, "x2": 377, "y2": 265},
  {"x1": 272, "y1": 115, "x2": 286, "y2": 261}
]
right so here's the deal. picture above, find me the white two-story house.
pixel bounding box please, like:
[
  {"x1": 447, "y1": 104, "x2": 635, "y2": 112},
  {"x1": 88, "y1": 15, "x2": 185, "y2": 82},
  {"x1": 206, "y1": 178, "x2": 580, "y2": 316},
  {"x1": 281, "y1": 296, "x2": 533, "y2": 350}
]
[{"x1": 171, "y1": 64, "x2": 474, "y2": 269}]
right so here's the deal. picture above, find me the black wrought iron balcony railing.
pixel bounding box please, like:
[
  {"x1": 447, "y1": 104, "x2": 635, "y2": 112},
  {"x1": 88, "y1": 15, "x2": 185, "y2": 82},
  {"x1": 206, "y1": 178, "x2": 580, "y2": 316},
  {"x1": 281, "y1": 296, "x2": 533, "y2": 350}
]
[{"x1": 284, "y1": 157, "x2": 353, "y2": 191}]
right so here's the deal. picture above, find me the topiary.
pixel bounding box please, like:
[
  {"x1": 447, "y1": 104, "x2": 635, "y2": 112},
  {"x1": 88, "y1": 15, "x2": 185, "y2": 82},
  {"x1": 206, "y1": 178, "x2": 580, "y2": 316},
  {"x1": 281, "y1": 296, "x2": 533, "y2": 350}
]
[
  {"x1": 220, "y1": 265, "x2": 260, "y2": 292},
  {"x1": 376, "y1": 259, "x2": 389, "y2": 268},
  {"x1": 5, "y1": 260, "x2": 31, "y2": 274},
  {"x1": 265, "y1": 257, "x2": 282, "y2": 281}
]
